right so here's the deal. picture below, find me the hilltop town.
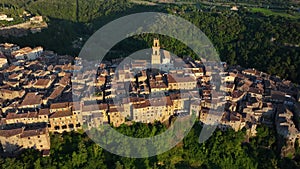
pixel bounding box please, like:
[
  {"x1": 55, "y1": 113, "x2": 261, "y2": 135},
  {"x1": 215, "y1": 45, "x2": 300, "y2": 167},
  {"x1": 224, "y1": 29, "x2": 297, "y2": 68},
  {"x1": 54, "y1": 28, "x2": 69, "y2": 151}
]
[{"x1": 0, "y1": 39, "x2": 300, "y2": 157}]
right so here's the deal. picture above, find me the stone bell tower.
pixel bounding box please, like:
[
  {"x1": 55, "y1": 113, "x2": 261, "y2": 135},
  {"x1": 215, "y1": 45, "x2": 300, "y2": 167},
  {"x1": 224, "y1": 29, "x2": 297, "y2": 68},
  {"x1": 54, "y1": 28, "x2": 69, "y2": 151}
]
[{"x1": 151, "y1": 38, "x2": 161, "y2": 65}]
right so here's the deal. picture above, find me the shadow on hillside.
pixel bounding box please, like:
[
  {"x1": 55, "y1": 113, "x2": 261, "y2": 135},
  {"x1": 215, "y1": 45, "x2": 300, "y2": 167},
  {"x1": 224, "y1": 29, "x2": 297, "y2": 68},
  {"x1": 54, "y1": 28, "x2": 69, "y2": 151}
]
[{"x1": 0, "y1": 4, "x2": 164, "y2": 56}]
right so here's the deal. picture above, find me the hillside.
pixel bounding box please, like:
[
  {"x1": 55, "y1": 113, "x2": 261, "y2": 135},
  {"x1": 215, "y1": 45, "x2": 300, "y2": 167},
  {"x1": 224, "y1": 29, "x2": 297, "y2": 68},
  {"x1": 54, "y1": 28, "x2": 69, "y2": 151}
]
[{"x1": 0, "y1": 0, "x2": 299, "y2": 84}]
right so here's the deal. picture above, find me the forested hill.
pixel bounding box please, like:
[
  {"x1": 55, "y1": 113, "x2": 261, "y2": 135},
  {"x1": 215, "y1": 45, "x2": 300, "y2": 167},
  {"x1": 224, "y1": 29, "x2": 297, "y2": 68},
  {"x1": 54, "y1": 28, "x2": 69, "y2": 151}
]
[
  {"x1": 0, "y1": 0, "x2": 133, "y2": 22},
  {"x1": 0, "y1": 0, "x2": 299, "y2": 83}
]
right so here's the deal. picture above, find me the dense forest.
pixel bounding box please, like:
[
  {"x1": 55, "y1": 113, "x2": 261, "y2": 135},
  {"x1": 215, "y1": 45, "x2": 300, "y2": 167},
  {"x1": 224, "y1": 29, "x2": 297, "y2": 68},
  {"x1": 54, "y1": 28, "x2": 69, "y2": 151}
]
[
  {"x1": 0, "y1": 122, "x2": 299, "y2": 169},
  {"x1": 0, "y1": 0, "x2": 299, "y2": 84}
]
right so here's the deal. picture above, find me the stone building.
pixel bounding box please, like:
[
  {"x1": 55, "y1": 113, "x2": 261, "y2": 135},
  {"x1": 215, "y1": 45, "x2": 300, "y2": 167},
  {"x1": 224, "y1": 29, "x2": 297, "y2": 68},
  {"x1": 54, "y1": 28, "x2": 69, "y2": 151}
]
[
  {"x1": 0, "y1": 52, "x2": 8, "y2": 68},
  {"x1": 48, "y1": 109, "x2": 81, "y2": 133},
  {"x1": 0, "y1": 89, "x2": 26, "y2": 100},
  {"x1": 167, "y1": 74, "x2": 196, "y2": 90},
  {"x1": 0, "y1": 43, "x2": 20, "y2": 56},
  {"x1": 0, "y1": 126, "x2": 50, "y2": 154},
  {"x1": 19, "y1": 92, "x2": 43, "y2": 109},
  {"x1": 108, "y1": 104, "x2": 125, "y2": 127},
  {"x1": 81, "y1": 103, "x2": 108, "y2": 130},
  {"x1": 132, "y1": 96, "x2": 173, "y2": 123}
]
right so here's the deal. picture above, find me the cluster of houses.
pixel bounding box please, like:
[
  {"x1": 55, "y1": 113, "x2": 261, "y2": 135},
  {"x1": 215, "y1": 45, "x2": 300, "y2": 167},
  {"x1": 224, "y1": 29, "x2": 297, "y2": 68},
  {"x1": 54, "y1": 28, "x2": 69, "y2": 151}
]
[
  {"x1": 0, "y1": 39, "x2": 299, "y2": 157},
  {"x1": 0, "y1": 12, "x2": 43, "y2": 24}
]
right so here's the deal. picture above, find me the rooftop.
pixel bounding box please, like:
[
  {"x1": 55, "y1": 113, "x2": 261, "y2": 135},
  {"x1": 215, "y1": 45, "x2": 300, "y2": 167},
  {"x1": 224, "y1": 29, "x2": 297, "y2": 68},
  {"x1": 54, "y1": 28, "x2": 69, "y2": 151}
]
[{"x1": 20, "y1": 92, "x2": 43, "y2": 107}]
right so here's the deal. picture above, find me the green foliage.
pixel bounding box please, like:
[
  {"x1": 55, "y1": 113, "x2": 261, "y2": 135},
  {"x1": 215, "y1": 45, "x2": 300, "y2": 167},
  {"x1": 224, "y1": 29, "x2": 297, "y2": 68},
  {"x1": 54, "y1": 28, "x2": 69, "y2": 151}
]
[
  {"x1": 115, "y1": 121, "x2": 167, "y2": 138},
  {"x1": 0, "y1": 123, "x2": 298, "y2": 168},
  {"x1": 250, "y1": 8, "x2": 300, "y2": 19},
  {"x1": 27, "y1": 0, "x2": 77, "y2": 21},
  {"x1": 1, "y1": 1, "x2": 299, "y2": 83}
]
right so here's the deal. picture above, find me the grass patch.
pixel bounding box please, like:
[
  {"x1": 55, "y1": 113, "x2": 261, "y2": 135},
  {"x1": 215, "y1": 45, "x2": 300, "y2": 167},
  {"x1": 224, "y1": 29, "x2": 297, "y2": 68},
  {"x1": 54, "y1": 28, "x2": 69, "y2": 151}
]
[{"x1": 250, "y1": 7, "x2": 300, "y2": 19}]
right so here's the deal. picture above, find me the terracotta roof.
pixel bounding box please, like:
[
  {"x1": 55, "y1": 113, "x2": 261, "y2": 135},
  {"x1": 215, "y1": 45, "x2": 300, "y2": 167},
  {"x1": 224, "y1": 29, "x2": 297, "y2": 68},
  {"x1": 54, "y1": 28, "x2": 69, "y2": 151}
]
[
  {"x1": 150, "y1": 96, "x2": 173, "y2": 107},
  {"x1": 167, "y1": 74, "x2": 195, "y2": 83},
  {"x1": 109, "y1": 106, "x2": 124, "y2": 112},
  {"x1": 34, "y1": 79, "x2": 51, "y2": 87},
  {"x1": 49, "y1": 110, "x2": 73, "y2": 118},
  {"x1": 7, "y1": 65, "x2": 16, "y2": 71},
  {"x1": 28, "y1": 111, "x2": 38, "y2": 118},
  {"x1": 0, "y1": 128, "x2": 22, "y2": 137},
  {"x1": 48, "y1": 86, "x2": 65, "y2": 100},
  {"x1": 11, "y1": 47, "x2": 32, "y2": 57},
  {"x1": 248, "y1": 87, "x2": 263, "y2": 94},
  {"x1": 128, "y1": 97, "x2": 146, "y2": 103},
  {"x1": 0, "y1": 89, "x2": 24, "y2": 95},
  {"x1": 170, "y1": 93, "x2": 189, "y2": 100},
  {"x1": 232, "y1": 90, "x2": 244, "y2": 98},
  {"x1": 133, "y1": 100, "x2": 150, "y2": 109},
  {"x1": 82, "y1": 104, "x2": 108, "y2": 112},
  {"x1": 50, "y1": 102, "x2": 71, "y2": 110},
  {"x1": 59, "y1": 73, "x2": 71, "y2": 86},
  {"x1": 20, "y1": 92, "x2": 43, "y2": 107},
  {"x1": 8, "y1": 73, "x2": 21, "y2": 79},
  {"x1": 72, "y1": 102, "x2": 81, "y2": 111},
  {"x1": 39, "y1": 108, "x2": 50, "y2": 116},
  {"x1": 150, "y1": 81, "x2": 167, "y2": 89},
  {"x1": 6, "y1": 112, "x2": 38, "y2": 119},
  {"x1": 20, "y1": 127, "x2": 47, "y2": 138}
]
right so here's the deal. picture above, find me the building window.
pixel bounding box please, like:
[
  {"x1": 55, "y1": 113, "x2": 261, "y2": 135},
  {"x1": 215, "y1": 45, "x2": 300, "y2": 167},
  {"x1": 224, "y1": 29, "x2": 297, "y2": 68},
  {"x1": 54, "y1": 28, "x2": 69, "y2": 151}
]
[{"x1": 69, "y1": 124, "x2": 74, "y2": 129}]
